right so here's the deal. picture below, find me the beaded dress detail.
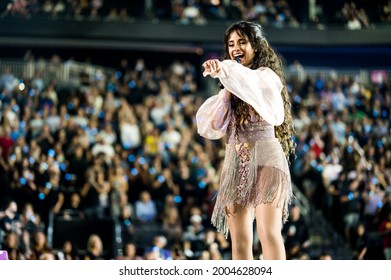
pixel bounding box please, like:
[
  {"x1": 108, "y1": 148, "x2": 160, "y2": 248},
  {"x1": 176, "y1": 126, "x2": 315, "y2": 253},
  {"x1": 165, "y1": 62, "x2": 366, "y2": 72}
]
[{"x1": 211, "y1": 114, "x2": 292, "y2": 238}]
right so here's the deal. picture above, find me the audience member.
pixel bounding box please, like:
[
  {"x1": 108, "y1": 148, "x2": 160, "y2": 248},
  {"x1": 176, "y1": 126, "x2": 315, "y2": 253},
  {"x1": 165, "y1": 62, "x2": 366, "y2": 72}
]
[
  {"x1": 134, "y1": 190, "x2": 157, "y2": 224},
  {"x1": 350, "y1": 223, "x2": 368, "y2": 260},
  {"x1": 378, "y1": 211, "x2": 391, "y2": 260},
  {"x1": 282, "y1": 204, "x2": 310, "y2": 259},
  {"x1": 83, "y1": 233, "x2": 104, "y2": 260}
]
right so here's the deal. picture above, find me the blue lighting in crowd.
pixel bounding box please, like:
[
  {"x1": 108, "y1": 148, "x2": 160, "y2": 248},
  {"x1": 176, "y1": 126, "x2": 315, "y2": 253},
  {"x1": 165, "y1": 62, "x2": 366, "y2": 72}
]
[
  {"x1": 347, "y1": 146, "x2": 353, "y2": 153},
  {"x1": 23, "y1": 145, "x2": 29, "y2": 153},
  {"x1": 131, "y1": 168, "x2": 139, "y2": 176},
  {"x1": 20, "y1": 178, "x2": 26, "y2": 185},
  {"x1": 192, "y1": 156, "x2": 198, "y2": 164},
  {"x1": 29, "y1": 157, "x2": 35, "y2": 164},
  {"x1": 149, "y1": 167, "x2": 156, "y2": 175},
  {"x1": 86, "y1": 107, "x2": 94, "y2": 115},
  {"x1": 46, "y1": 182, "x2": 52, "y2": 189},
  {"x1": 65, "y1": 173, "x2": 71, "y2": 181},
  {"x1": 182, "y1": 83, "x2": 190, "y2": 92},
  {"x1": 294, "y1": 95, "x2": 302, "y2": 103},
  {"x1": 364, "y1": 124, "x2": 371, "y2": 134},
  {"x1": 107, "y1": 83, "x2": 116, "y2": 92},
  {"x1": 128, "y1": 154, "x2": 136, "y2": 162},
  {"x1": 382, "y1": 110, "x2": 387, "y2": 118},
  {"x1": 41, "y1": 162, "x2": 48, "y2": 170},
  {"x1": 196, "y1": 168, "x2": 206, "y2": 178},
  {"x1": 60, "y1": 163, "x2": 67, "y2": 171},
  {"x1": 157, "y1": 175, "x2": 165, "y2": 183},
  {"x1": 128, "y1": 80, "x2": 136, "y2": 89},
  {"x1": 48, "y1": 149, "x2": 55, "y2": 157},
  {"x1": 315, "y1": 80, "x2": 324, "y2": 91},
  {"x1": 174, "y1": 196, "x2": 182, "y2": 203},
  {"x1": 115, "y1": 71, "x2": 122, "y2": 79},
  {"x1": 287, "y1": 84, "x2": 293, "y2": 93},
  {"x1": 38, "y1": 193, "x2": 45, "y2": 200},
  {"x1": 372, "y1": 110, "x2": 379, "y2": 118},
  {"x1": 138, "y1": 157, "x2": 146, "y2": 165},
  {"x1": 198, "y1": 181, "x2": 207, "y2": 189},
  {"x1": 316, "y1": 165, "x2": 323, "y2": 172}
]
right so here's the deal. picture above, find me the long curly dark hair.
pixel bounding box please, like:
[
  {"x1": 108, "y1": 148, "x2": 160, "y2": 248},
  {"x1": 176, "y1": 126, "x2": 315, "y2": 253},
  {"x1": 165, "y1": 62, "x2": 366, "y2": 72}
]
[{"x1": 221, "y1": 20, "x2": 296, "y2": 163}]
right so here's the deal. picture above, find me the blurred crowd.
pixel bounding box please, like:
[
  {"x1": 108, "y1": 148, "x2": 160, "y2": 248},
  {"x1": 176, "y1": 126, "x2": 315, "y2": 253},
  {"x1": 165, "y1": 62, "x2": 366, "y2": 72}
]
[
  {"x1": 1, "y1": 0, "x2": 390, "y2": 29},
  {"x1": 0, "y1": 49, "x2": 390, "y2": 260},
  {"x1": 290, "y1": 63, "x2": 391, "y2": 259}
]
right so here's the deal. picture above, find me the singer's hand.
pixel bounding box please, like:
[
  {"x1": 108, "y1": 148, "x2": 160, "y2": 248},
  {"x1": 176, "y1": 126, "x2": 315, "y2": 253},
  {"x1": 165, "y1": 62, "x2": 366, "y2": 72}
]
[{"x1": 202, "y1": 59, "x2": 221, "y2": 78}]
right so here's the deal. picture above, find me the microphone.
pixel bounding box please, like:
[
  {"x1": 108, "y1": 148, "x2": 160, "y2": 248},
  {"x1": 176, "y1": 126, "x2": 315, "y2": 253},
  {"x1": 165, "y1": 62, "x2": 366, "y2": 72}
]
[{"x1": 219, "y1": 57, "x2": 241, "y2": 89}]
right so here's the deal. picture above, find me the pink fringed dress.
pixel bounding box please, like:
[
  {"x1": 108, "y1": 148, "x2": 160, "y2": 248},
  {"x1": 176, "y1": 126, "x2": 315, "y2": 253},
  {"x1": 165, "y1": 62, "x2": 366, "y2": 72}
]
[{"x1": 196, "y1": 60, "x2": 293, "y2": 237}]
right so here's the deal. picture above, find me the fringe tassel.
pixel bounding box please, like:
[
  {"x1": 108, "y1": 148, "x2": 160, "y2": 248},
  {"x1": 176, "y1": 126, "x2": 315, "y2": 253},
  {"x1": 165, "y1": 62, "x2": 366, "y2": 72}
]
[{"x1": 211, "y1": 139, "x2": 293, "y2": 238}]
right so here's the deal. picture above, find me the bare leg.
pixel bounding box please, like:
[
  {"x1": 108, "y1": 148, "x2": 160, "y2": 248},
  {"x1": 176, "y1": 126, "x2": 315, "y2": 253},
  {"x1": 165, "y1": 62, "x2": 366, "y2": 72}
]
[
  {"x1": 226, "y1": 203, "x2": 254, "y2": 260},
  {"x1": 255, "y1": 203, "x2": 286, "y2": 260}
]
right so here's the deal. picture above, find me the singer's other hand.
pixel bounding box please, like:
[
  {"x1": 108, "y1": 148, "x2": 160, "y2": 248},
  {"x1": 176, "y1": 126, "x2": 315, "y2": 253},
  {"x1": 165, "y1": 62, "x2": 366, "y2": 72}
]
[{"x1": 202, "y1": 59, "x2": 221, "y2": 78}]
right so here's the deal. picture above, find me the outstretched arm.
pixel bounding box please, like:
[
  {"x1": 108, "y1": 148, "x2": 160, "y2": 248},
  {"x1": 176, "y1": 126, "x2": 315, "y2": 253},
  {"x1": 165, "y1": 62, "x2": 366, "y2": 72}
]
[{"x1": 203, "y1": 59, "x2": 285, "y2": 126}]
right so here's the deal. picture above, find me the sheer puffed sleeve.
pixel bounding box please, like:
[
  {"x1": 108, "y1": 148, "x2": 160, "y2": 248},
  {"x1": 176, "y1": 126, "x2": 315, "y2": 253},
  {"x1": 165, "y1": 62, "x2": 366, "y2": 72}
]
[
  {"x1": 216, "y1": 60, "x2": 284, "y2": 126},
  {"x1": 195, "y1": 89, "x2": 231, "y2": 140}
]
